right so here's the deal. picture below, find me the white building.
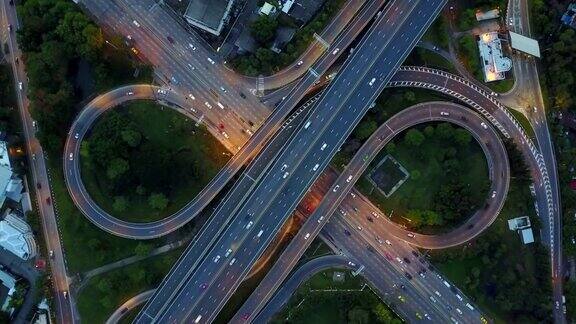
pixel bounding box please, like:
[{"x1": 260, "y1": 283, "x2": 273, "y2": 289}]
[
  {"x1": 0, "y1": 141, "x2": 13, "y2": 208},
  {"x1": 477, "y1": 32, "x2": 512, "y2": 82},
  {"x1": 0, "y1": 210, "x2": 37, "y2": 260},
  {"x1": 0, "y1": 269, "x2": 17, "y2": 312},
  {"x1": 184, "y1": 0, "x2": 234, "y2": 36}
]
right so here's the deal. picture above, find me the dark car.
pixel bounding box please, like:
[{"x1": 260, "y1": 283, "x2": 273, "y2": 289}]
[
  {"x1": 46, "y1": 197, "x2": 51, "y2": 205},
  {"x1": 404, "y1": 272, "x2": 413, "y2": 280},
  {"x1": 403, "y1": 257, "x2": 411, "y2": 264},
  {"x1": 344, "y1": 229, "x2": 351, "y2": 236},
  {"x1": 239, "y1": 92, "x2": 247, "y2": 99},
  {"x1": 167, "y1": 36, "x2": 175, "y2": 44},
  {"x1": 411, "y1": 250, "x2": 418, "y2": 257},
  {"x1": 367, "y1": 246, "x2": 376, "y2": 253},
  {"x1": 36, "y1": 182, "x2": 41, "y2": 189},
  {"x1": 366, "y1": 216, "x2": 373, "y2": 222}
]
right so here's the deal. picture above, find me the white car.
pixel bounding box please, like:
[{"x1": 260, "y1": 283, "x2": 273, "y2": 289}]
[
  {"x1": 350, "y1": 192, "x2": 356, "y2": 198},
  {"x1": 204, "y1": 101, "x2": 213, "y2": 109},
  {"x1": 317, "y1": 216, "x2": 324, "y2": 223},
  {"x1": 396, "y1": 257, "x2": 403, "y2": 264},
  {"x1": 157, "y1": 89, "x2": 167, "y2": 94},
  {"x1": 283, "y1": 172, "x2": 289, "y2": 179},
  {"x1": 332, "y1": 185, "x2": 340, "y2": 192},
  {"x1": 188, "y1": 94, "x2": 196, "y2": 100},
  {"x1": 213, "y1": 255, "x2": 221, "y2": 263},
  {"x1": 18, "y1": 82, "x2": 22, "y2": 90},
  {"x1": 348, "y1": 261, "x2": 356, "y2": 267},
  {"x1": 225, "y1": 248, "x2": 233, "y2": 257},
  {"x1": 371, "y1": 211, "x2": 379, "y2": 218},
  {"x1": 246, "y1": 221, "x2": 253, "y2": 229},
  {"x1": 126, "y1": 91, "x2": 134, "y2": 96},
  {"x1": 440, "y1": 111, "x2": 450, "y2": 116},
  {"x1": 407, "y1": 233, "x2": 415, "y2": 238},
  {"x1": 385, "y1": 240, "x2": 392, "y2": 245},
  {"x1": 356, "y1": 225, "x2": 362, "y2": 231},
  {"x1": 69, "y1": 153, "x2": 74, "y2": 161},
  {"x1": 480, "y1": 122, "x2": 488, "y2": 129},
  {"x1": 312, "y1": 164, "x2": 319, "y2": 171},
  {"x1": 188, "y1": 43, "x2": 196, "y2": 50},
  {"x1": 296, "y1": 60, "x2": 303, "y2": 66},
  {"x1": 491, "y1": 190, "x2": 497, "y2": 198},
  {"x1": 74, "y1": 133, "x2": 79, "y2": 139},
  {"x1": 346, "y1": 175, "x2": 353, "y2": 183},
  {"x1": 304, "y1": 233, "x2": 310, "y2": 240},
  {"x1": 332, "y1": 48, "x2": 340, "y2": 55},
  {"x1": 281, "y1": 164, "x2": 288, "y2": 172},
  {"x1": 222, "y1": 131, "x2": 229, "y2": 139},
  {"x1": 368, "y1": 78, "x2": 376, "y2": 86},
  {"x1": 229, "y1": 258, "x2": 236, "y2": 266},
  {"x1": 132, "y1": 20, "x2": 141, "y2": 27},
  {"x1": 207, "y1": 57, "x2": 215, "y2": 64}
]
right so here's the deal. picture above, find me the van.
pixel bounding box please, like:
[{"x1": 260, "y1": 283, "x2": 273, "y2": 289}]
[
  {"x1": 312, "y1": 164, "x2": 320, "y2": 171},
  {"x1": 368, "y1": 78, "x2": 376, "y2": 86},
  {"x1": 217, "y1": 102, "x2": 225, "y2": 109},
  {"x1": 443, "y1": 280, "x2": 451, "y2": 288},
  {"x1": 465, "y1": 303, "x2": 474, "y2": 311},
  {"x1": 257, "y1": 230, "x2": 264, "y2": 238},
  {"x1": 320, "y1": 143, "x2": 327, "y2": 150},
  {"x1": 304, "y1": 121, "x2": 311, "y2": 129},
  {"x1": 207, "y1": 57, "x2": 215, "y2": 64}
]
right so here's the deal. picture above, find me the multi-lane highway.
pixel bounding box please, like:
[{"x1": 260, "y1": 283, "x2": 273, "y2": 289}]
[
  {"x1": 234, "y1": 101, "x2": 500, "y2": 323},
  {"x1": 135, "y1": 0, "x2": 446, "y2": 322},
  {"x1": 0, "y1": 2, "x2": 75, "y2": 323}
]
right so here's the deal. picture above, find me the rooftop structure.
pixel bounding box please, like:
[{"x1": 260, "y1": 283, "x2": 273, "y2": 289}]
[
  {"x1": 0, "y1": 141, "x2": 13, "y2": 208},
  {"x1": 475, "y1": 9, "x2": 500, "y2": 21},
  {"x1": 184, "y1": 0, "x2": 234, "y2": 36},
  {"x1": 0, "y1": 210, "x2": 37, "y2": 260},
  {"x1": 520, "y1": 228, "x2": 535, "y2": 244},
  {"x1": 282, "y1": 0, "x2": 325, "y2": 26},
  {"x1": 508, "y1": 215, "x2": 531, "y2": 230},
  {"x1": 0, "y1": 269, "x2": 16, "y2": 312},
  {"x1": 477, "y1": 32, "x2": 512, "y2": 82},
  {"x1": 509, "y1": 31, "x2": 541, "y2": 58},
  {"x1": 259, "y1": 2, "x2": 277, "y2": 16},
  {"x1": 561, "y1": 3, "x2": 576, "y2": 29}
]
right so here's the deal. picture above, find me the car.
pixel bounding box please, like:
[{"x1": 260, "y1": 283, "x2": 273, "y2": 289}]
[
  {"x1": 240, "y1": 92, "x2": 247, "y2": 99},
  {"x1": 221, "y1": 131, "x2": 229, "y2": 139},
  {"x1": 353, "y1": 207, "x2": 359, "y2": 212},
  {"x1": 312, "y1": 164, "x2": 320, "y2": 171},
  {"x1": 481, "y1": 122, "x2": 488, "y2": 129},
  {"x1": 317, "y1": 216, "x2": 324, "y2": 223},
  {"x1": 416, "y1": 312, "x2": 423, "y2": 319},
  {"x1": 332, "y1": 48, "x2": 340, "y2": 55},
  {"x1": 332, "y1": 185, "x2": 340, "y2": 192},
  {"x1": 368, "y1": 78, "x2": 376, "y2": 86},
  {"x1": 385, "y1": 240, "x2": 392, "y2": 245},
  {"x1": 167, "y1": 36, "x2": 175, "y2": 44},
  {"x1": 424, "y1": 313, "x2": 432, "y2": 320},
  {"x1": 132, "y1": 20, "x2": 141, "y2": 27},
  {"x1": 49, "y1": 250, "x2": 54, "y2": 258},
  {"x1": 246, "y1": 221, "x2": 253, "y2": 229},
  {"x1": 213, "y1": 255, "x2": 221, "y2": 263},
  {"x1": 32, "y1": 153, "x2": 36, "y2": 160},
  {"x1": 384, "y1": 252, "x2": 393, "y2": 261},
  {"x1": 256, "y1": 230, "x2": 264, "y2": 238},
  {"x1": 320, "y1": 143, "x2": 327, "y2": 150},
  {"x1": 46, "y1": 197, "x2": 51, "y2": 205},
  {"x1": 371, "y1": 211, "x2": 379, "y2": 218},
  {"x1": 456, "y1": 308, "x2": 462, "y2": 315},
  {"x1": 229, "y1": 258, "x2": 236, "y2": 266},
  {"x1": 375, "y1": 237, "x2": 383, "y2": 244},
  {"x1": 246, "y1": 129, "x2": 253, "y2": 136},
  {"x1": 157, "y1": 89, "x2": 167, "y2": 94},
  {"x1": 395, "y1": 257, "x2": 403, "y2": 263},
  {"x1": 296, "y1": 60, "x2": 304, "y2": 66},
  {"x1": 440, "y1": 111, "x2": 450, "y2": 116},
  {"x1": 63, "y1": 291, "x2": 68, "y2": 299},
  {"x1": 403, "y1": 257, "x2": 411, "y2": 264},
  {"x1": 429, "y1": 296, "x2": 437, "y2": 303},
  {"x1": 74, "y1": 133, "x2": 79, "y2": 139},
  {"x1": 188, "y1": 94, "x2": 196, "y2": 100},
  {"x1": 398, "y1": 295, "x2": 406, "y2": 302},
  {"x1": 281, "y1": 164, "x2": 288, "y2": 172},
  {"x1": 126, "y1": 91, "x2": 134, "y2": 96},
  {"x1": 304, "y1": 233, "x2": 310, "y2": 240},
  {"x1": 220, "y1": 86, "x2": 227, "y2": 93},
  {"x1": 18, "y1": 82, "x2": 22, "y2": 90},
  {"x1": 340, "y1": 209, "x2": 347, "y2": 215},
  {"x1": 491, "y1": 190, "x2": 497, "y2": 198},
  {"x1": 207, "y1": 57, "x2": 216, "y2": 64},
  {"x1": 356, "y1": 225, "x2": 362, "y2": 231},
  {"x1": 32, "y1": 120, "x2": 37, "y2": 128},
  {"x1": 404, "y1": 272, "x2": 413, "y2": 280},
  {"x1": 242, "y1": 313, "x2": 250, "y2": 320},
  {"x1": 347, "y1": 261, "x2": 356, "y2": 267},
  {"x1": 435, "y1": 290, "x2": 442, "y2": 297},
  {"x1": 344, "y1": 229, "x2": 351, "y2": 236},
  {"x1": 217, "y1": 102, "x2": 225, "y2": 109},
  {"x1": 36, "y1": 182, "x2": 41, "y2": 189},
  {"x1": 465, "y1": 303, "x2": 475, "y2": 311},
  {"x1": 225, "y1": 248, "x2": 233, "y2": 257},
  {"x1": 350, "y1": 192, "x2": 356, "y2": 198},
  {"x1": 188, "y1": 43, "x2": 196, "y2": 50},
  {"x1": 455, "y1": 294, "x2": 463, "y2": 301},
  {"x1": 346, "y1": 175, "x2": 353, "y2": 182},
  {"x1": 204, "y1": 101, "x2": 213, "y2": 109},
  {"x1": 7, "y1": 24, "x2": 12, "y2": 32},
  {"x1": 200, "y1": 283, "x2": 208, "y2": 290},
  {"x1": 187, "y1": 63, "x2": 195, "y2": 70},
  {"x1": 419, "y1": 271, "x2": 426, "y2": 278},
  {"x1": 69, "y1": 153, "x2": 74, "y2": 161},
  {"x1": 283, "y1": 172, "x2": 289, "y2": 179},
  {"x1": 407, "y1": 233, "x2": 415, "y2": 238},
  {"x1": 194, "y1": 315, "x2": 202, "y2": 323},
  {"x1": 366, "y1": 215, "x2": 374, "y2": 222}
]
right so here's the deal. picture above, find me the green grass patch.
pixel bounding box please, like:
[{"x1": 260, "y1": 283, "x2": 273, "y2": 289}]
[
  {"x1": 80, "y1": 100, "x2": 230, "y2": 223},
  {"x1": 486, "y1": 78, "x2": 514, "y2": 93},
  {"x1": 77, "y1": 248, "x2": 183, "y2": 323},
  {"x1": 407, "y1": 48, "x2": 457, "y2": 74},
  {"x1": 508, "y1": 108, "x2": 536, "y2": 139},
  {"x1": 270, "y1": 269, "x2": 401, "y2": 324},
  {"x1": 422, "y1": 16, "x2": 450, "y2": 50},
  {"x1": 457, "y1": 34, "x2": 483, "y2": 81},
  {"x1": 430, "y1": 143, "x2": 552, "y2": 323},
  {"x1": 358, "y1": 122, "x2": 490, "y2": 233}
]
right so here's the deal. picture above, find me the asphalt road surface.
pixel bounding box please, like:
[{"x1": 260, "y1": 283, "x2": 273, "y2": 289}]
[
  {"x1": 135, "y1": 0, "x2": 446, "y2": 322},
  {"x1": 234, "y1": 101, "x2": 497, "y2": 323},
  {"x1": 0, "y1": 2, "x2": 76, "y2": 323}
]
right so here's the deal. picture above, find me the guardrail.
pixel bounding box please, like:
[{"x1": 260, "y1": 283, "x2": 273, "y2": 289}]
[{"x1": 390, "y1": 66, "x2": 556, "y2": 257}]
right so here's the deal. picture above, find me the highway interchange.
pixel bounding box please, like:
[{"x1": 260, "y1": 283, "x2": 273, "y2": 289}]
[{"x1": 2, "y1": 0, "x2": 566, "y2": 322}]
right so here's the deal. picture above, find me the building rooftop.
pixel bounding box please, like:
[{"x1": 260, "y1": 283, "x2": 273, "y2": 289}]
[
  {"x1": 0, "y1": 211, "x2": 37, "y2": 260},
  {"x1": 508, "y1": 215, "x2": 531, "y2": 231},
  {"x1": 259, "y1": 2, "x2": 276, "y2": 16},
  {"x1": 476, "y1": 9, "x2": 500, "y2": 21},
  {"x1": 520, "y1": 228, "x2": 535, "y2": 244},
  {"x1": 477, "y1": 32, "x2": 512, "y2": 82},
  {"x1": 184, "y1": 0, "x2": 234, "y2": 36},
  {"x1": 509, "y1": 31, "x2": 541, "y2": 58}
]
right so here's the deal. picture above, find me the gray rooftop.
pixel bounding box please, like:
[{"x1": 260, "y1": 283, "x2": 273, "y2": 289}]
[{"x1": 185, "y1": 0, "x2": 233, "y2": 31}]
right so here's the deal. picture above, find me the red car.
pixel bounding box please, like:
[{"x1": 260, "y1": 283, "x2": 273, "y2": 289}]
[{"x1": 384, "y1": 252, "x2": 393, "y2": 261}]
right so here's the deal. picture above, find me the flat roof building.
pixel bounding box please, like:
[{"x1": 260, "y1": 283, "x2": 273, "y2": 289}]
[
  {"x1": 509, "y1": 31, "x2": 541, "y2": 58},
  {"x1": 184, "y1": 0, "x2": 234, "y2": 36},
  {"x1": 476, "y1": 9, "x2": 500, "y2": 21},
  {"x1": 0, "y1": 210, "x2": 37, "y2": 260},
  {"x1": 477, "y1": 32, "x2": 512, "y2": 82},
  {"x1": 520, "y1": 228, "x2": 535, "y2": 244}
]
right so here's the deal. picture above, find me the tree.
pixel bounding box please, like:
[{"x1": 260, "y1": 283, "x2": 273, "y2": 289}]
[
  {"x1": 149, "y1": 193, "x2": 168, "y2": 210},
  {"x1": 348, "y1": 307, "x2": 370, "y2": 324},
  {"x1": 404, "y1": 129, "x2": 424, "y2": 147},
  {"x1": 436, "y1": 123, "x2": 454, "y2": 139},
  {"x1": 403, "y1": 90, "x2": 416, "y2": 102},
  {"x1": 385, "y1": 142, "x2": 396, "y2": 154},
  {"x1": 372, "y1": 303, "x2": 400, "y2": 323},
  {"x1": 121, "y1": 129, "x2": 142, "y2": 147},
  {"x1": 250, "y1": 15, "x2": 278, "y2": 45},
  {"x1": 411, "y1": 169, "x2": 421, "y2": 180},
  {"x1": 113, "y1": 196, "x2": 127, "y2": 212},
  {"x1": 134, "y1": 242, "x2": 153, "y2": 257},
  {"x1": 97, "y1": 278, "x2": 112, "y2": 292},
  {"x1": 354, "y1": 120, "x2": 377, "y2": 140},
  {"x1": 106, "y1": 158, "x2": 129, "y2": 181},
  {"x1": 454, "y1": 129, "x2": 472, "y2": 146},
  {"x1": 424, "y1": 125, "x2": 435, "y2": 137}
]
